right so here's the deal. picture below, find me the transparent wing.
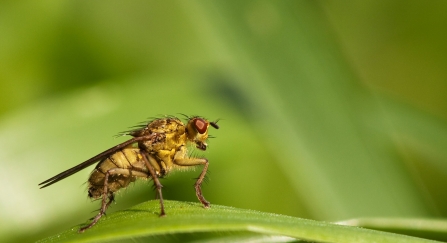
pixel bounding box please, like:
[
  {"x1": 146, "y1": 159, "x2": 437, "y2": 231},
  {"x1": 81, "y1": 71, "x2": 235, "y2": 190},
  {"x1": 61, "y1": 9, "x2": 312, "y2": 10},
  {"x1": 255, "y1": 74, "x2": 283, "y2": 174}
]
[{"x1": 38, "y1": 134, "x2": 156, "y2": 188}]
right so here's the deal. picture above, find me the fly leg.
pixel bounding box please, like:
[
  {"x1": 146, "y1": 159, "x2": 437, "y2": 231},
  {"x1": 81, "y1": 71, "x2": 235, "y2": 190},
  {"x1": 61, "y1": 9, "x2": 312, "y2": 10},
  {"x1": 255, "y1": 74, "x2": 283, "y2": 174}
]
[
  {"x1": 79, "y1": 172, "x2": 113, "y2": 233},
  {"x1": 141, "y1": 153, "x2": 166, "y2": 216},
  {"x1": 79, "y1": 168, "x2": 149, "y2": 233},
  {"x1": 105, "y1": 193, "x2": 115, "y2": 212},
  {"x1": 174, "y1": 158, "x2": 210, "y2": 208}
]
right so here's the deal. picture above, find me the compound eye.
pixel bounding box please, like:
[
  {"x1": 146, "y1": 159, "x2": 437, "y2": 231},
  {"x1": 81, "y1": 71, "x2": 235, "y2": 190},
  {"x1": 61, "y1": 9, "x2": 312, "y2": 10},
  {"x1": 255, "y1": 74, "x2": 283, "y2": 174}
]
[{"x1": 194, "y1": 118, "x2": 208, "y2": 134}]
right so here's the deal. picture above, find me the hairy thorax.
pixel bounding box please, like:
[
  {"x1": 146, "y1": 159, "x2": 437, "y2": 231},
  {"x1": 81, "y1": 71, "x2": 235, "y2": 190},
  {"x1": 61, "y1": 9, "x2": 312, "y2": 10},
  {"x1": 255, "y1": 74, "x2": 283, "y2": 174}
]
[{"x1": 88, "y1": 117, "x2": 190, "y2": 199}]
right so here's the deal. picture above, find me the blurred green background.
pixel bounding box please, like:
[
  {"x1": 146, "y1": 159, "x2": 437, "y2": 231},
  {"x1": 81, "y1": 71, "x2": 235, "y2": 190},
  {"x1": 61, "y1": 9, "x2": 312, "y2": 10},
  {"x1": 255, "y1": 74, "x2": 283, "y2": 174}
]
[{"x1": 1, "y1": 1, "x2": 447, "y2": 242}]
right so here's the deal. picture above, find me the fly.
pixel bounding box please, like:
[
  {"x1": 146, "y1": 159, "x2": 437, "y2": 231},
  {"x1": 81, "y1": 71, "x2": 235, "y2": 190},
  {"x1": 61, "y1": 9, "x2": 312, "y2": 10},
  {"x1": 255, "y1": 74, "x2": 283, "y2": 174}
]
[{"x1": 39, "y1": 115, "x2": 219, "y2": 232}]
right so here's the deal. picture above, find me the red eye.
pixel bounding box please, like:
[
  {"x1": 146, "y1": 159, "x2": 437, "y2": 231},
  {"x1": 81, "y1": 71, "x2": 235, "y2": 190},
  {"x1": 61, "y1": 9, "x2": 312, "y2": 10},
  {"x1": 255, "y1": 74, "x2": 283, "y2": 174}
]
[{"x1": 194, "y1": 118, "x2": 208, "y2": 134}]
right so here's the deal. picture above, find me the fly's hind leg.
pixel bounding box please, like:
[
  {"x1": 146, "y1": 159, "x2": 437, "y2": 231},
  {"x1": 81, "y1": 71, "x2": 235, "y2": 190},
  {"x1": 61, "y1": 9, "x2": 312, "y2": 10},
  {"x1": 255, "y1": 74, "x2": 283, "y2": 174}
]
[
  {"x1": 174, "y1": 157, "x2": 210, "y2": 208},
  {"x1": 79, "y1": 168, "x2": 149, "y2": 233},
  {"x1": 105, "y1": 193, "x2": 115, "y2": 213}
]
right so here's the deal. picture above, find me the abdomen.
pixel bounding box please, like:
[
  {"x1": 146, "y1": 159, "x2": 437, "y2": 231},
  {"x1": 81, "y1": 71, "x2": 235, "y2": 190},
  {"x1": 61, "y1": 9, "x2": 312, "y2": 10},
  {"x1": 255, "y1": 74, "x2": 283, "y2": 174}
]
[{"x1": 88, "y1": 147, "x2": 148, "y2": 199}]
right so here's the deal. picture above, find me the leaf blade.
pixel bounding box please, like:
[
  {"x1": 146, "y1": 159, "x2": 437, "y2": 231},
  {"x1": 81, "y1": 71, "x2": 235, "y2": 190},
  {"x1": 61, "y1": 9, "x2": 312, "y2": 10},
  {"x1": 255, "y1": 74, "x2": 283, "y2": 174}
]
[{"x1": 37, "y1": 200, "x2": 440, "y2": 243}]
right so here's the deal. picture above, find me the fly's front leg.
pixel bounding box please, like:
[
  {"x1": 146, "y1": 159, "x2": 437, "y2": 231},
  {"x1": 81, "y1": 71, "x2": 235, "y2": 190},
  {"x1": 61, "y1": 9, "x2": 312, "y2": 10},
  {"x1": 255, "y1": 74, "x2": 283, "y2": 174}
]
[
  {"x1": 79, "y1": 168, "x2": 149, "y2": 233},
  {"x1": 141, "y1": 153, "x2": 166, "y2": 216},
  {"x1": 174, "y1": 157, "x2": 210, "y2": 208}
]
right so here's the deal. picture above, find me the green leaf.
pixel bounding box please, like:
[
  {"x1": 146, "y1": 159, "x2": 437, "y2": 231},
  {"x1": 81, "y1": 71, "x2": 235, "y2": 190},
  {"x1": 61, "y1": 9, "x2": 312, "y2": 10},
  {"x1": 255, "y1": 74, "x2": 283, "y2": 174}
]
[
  {"x1": 338, "y1": 218, "x2": 447, "y2": 242},
  {"x1": 37, "y1": 200, "x2": 438, "y2": 243}
]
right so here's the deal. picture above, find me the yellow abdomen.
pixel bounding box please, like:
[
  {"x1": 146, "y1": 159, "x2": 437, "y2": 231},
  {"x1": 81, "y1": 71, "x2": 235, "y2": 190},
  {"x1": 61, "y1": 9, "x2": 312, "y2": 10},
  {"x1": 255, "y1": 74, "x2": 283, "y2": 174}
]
[{"x1": 88, "y1": 147, "x2": 146, "y2": 199}]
